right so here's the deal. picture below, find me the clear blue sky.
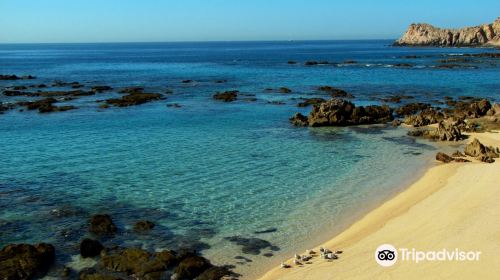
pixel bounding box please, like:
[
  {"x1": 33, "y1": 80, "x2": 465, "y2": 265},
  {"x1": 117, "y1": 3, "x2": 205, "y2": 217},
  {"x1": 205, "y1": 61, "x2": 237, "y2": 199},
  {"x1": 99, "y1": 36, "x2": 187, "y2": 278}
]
[{"x1": 1, "y1": 0, "x2": 499, "y2": 43}]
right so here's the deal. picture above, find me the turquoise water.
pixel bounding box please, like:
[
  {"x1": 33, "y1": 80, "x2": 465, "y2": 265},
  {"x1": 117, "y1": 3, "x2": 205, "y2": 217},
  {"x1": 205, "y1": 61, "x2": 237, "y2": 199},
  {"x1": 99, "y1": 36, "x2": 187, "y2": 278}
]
[{"x1": 0, "y1": 41, "x2": 498, "y2": 278}]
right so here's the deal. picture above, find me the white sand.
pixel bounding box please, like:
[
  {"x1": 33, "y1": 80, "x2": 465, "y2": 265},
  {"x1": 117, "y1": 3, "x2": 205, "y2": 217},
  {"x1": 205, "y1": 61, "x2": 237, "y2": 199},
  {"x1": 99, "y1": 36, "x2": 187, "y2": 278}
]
[{"x1": 258, "y1": 132, "x2": 500, "y2": 280}]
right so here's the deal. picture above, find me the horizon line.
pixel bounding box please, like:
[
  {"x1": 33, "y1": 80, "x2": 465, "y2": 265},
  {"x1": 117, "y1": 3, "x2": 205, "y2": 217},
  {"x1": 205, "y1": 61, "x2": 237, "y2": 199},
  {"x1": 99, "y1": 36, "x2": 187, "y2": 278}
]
[{"x1": 0, "y1": 38, "x2": 397, "y2": 45}]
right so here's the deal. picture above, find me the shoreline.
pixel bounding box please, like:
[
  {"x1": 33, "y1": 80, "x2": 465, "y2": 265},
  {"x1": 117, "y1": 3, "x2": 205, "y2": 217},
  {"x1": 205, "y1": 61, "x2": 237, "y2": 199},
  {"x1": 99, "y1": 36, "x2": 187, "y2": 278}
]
[{"x1": 257, "y1": 132, "x2": 500, "y2": 280}]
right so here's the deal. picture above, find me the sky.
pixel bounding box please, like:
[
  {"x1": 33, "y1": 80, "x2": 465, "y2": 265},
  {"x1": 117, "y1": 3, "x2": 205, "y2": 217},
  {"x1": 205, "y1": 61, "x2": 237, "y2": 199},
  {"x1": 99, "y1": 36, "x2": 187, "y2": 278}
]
[{"x1": 0, "y1": 0, "x2": 499, "y2": 43}]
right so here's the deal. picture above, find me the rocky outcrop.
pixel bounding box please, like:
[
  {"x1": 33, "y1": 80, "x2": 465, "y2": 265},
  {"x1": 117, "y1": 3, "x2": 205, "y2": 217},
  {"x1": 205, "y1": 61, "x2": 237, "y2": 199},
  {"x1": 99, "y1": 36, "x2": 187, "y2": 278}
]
[
  {"x1": 291, "y1": 98, "x2": 393, "y2": 127},
  {"x1": 403, "y1": 108, "x2": 444, "y2": 127},
  {"x1": 464, "y1": 138, "x2": 499, "y2": 163},
  {"x1": 0, "y1": 243, "x2": 55, "y2": 279},
  {"x1": 394, "y1": 18, "x2": 500, "y2": 47}
]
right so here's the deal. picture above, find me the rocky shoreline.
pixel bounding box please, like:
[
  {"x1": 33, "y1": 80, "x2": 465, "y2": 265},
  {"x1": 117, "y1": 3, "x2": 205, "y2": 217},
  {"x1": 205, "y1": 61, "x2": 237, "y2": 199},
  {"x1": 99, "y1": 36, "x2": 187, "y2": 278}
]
[
  {"x1": 0, "y1": 213, "x2": 238, "y2": 280},
  {"x1": 394, "y1": 17, "x2": 500, "y2": 47}
]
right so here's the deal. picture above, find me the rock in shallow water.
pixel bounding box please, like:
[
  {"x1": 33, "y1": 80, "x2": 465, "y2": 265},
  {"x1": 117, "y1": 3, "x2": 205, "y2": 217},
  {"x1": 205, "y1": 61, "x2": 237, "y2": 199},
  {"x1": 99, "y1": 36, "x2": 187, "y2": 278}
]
[
  {"x1": 0, "y1": 243, "x2": 55, "y2": 280},
  {"x1": 80, "y1": 238, "x2": 104, "y2": 258},
  {"x1": 133, "y1": 220, "x2": 155, "y2": 232},
  {"x1": 89, "y1": 214, "x2": 117, "y2": 235},
  {"x1": 291, "y1": 98, "x2": 393, "y2": 127}
]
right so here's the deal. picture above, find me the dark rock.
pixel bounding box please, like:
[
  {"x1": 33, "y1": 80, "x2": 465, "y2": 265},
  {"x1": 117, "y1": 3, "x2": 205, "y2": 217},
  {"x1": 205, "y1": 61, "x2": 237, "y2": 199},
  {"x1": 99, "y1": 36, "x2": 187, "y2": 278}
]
[
  {"x1": 100, "y1": 248, "x2": 178, "y2": 277},
  {"x1": 18, "y1": 98, "x2": 77, "y2": 113},
  {"x1": 287, "y1": 61, "x2": 297, "y2": 64},
  {"x1": 343, "y1": 60, "x2": 357, "y2": 64},
  {"x1": 89, "y1": 214, "x2": 117, "y2": 235},
  {"x1": 119, "y1": 87, "x2": 144, "y2": 94},
  {"x1": 174, "y1": 256, "x2": 212, "y2": 280},
  {"x1": 289, "y1": 113, "x2": 309, "y2": 126},
  {"x1": 478, "y1": 155, "x2": 495, "y2": 163},
  {"x1": 317, "y1": 86, "x2": 354, "y2": 98},
  {"x1": 434, "y1": 120, "x2": 463, "y2": 141},
  {"x1": 454, "y1": 158, "x2": 471, "y2": 163},
  {"x1": 196, "y1": 266, "x2": 232, "y2": 280},
  {"x1": 436, "y1": 152, "x2": 454, "y2": 163},
  {"x1": 403, "y1": 108, "x2": 444, "y2": 127},
  {"x1": 182, "y1": 80, "x2": 193, "y2": 83},
  {"x1": 80, "y1": 238, "x2": 104, "y2": 258},
  {"x1": 303, "y1": 98, "x2": 393, "y2": 127},
  {"x1": 254, "y1": 228, "x2": 278, "y2": 234},
  {"x1": 395, "y1": 103, "x2": 431, "y2": 116},
  {"x1": 213, "y1": 90, "x2": 238, "y2": 102},
  {"x1": 79, "y1": 270, "x2": 124, "y2": 280},
  {"x1": 225, "y1": 236, "x2": 279, "y2": 255},
  {"x1": 0, "y1": 243, "x2": 55, "y2": 279},
  {"x1": 0, "y1": 74, "x2": 35, "y2": 80},
  {"x1": 464, "y1": 138, "x2": 499, "y2": 161},
  {"x1": 279, "y1": 87, "x2": 292, "y2": 93},
  {"x1": 268, "y1": 101, "x2": 285, "y2": 105},
  {"x1": 394, "y1": 63, "x2": 413, "y2": 67},
  {"x1": 297, "y1": 98, "x2": 326, "y2": 107},
  {"x1": 91, "y1": 86, "x2": 113, "y2": 93},
  {"x1": 133, "y1": 220, "x2": 155, "y2": 232},
  {"x1": 305, "y1": 61, "x2": 319, "y2": 66},
  {"x1": 452, "y1": 151, "x2": 466, "y2": 157},
  {"x1": 106, "y1": 93, "x2": 163, "y2": 107}
]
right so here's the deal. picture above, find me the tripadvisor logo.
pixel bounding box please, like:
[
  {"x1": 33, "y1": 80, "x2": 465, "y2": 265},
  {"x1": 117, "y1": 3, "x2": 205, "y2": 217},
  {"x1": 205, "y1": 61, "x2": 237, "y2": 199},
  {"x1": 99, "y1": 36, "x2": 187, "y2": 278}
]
[
  {"x1": 375, "y1": 244, "x2": 481, "y2": 267},
  {"x1": 375, "y1": 244, "x2": 397, "y2": 267}
]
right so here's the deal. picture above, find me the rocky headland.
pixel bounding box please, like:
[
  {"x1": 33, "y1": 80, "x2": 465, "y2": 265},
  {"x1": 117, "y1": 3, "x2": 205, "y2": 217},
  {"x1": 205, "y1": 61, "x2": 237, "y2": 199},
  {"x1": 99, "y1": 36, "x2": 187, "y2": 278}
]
[{"x1": 394, "y1": 17, "x2": 500, "y2": 47}]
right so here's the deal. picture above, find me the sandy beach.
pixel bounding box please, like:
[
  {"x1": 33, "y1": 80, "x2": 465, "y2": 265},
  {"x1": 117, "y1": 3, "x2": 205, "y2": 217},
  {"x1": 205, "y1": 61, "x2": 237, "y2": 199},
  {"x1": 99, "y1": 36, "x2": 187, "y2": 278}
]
[{"x1": 258, "y1": 132, "x2": 500, "y2": 280}]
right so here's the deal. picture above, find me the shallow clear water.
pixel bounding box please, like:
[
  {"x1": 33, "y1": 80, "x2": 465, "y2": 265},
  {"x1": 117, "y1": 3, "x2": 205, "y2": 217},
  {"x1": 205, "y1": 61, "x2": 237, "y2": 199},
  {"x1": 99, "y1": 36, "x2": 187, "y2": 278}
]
[{"x1": 0, "y1": 41, "x2": 498, "y2": 278}]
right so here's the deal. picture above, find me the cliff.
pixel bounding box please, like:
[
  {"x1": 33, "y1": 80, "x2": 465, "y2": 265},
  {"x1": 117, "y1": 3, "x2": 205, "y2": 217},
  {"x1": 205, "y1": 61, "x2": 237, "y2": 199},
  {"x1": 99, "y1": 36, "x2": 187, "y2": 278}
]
[{"x1": 394, "y1": 17, "x2": 500, "y2": 47}]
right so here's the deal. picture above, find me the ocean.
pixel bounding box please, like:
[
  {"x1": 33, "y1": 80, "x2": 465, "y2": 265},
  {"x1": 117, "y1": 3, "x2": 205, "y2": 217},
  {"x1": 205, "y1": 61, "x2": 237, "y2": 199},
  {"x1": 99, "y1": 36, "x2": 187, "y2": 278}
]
[{"x1": 0, "y1": 40, "x2": 498, "y2": 278}]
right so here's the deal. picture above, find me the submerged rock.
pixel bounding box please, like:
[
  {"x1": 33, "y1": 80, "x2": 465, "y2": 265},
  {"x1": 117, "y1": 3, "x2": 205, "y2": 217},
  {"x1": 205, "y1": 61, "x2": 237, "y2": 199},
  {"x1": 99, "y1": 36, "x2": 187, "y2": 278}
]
[
  {"x1": 196, "y1": 266, "x2": 233, "y2": 280},
  {"x1": 106, "y1": 93, "x2": 162, "y2": 107},
  {"x1": 225, "y1": 236, "x2": 279, "y2": 255},
  {"x1": 297, "y1": 98, "x2": 326, "y2": 107},
  {"x1": 279, "y1": 87, "x2": 292, "y2": 93},
  {"x1": 0, "y1": 74, "x2": 36, "y2": 80},
  {"x1": 133, "y1": 220, "x2": 155, "y2": 232},
  {"x1": 91, "y1": 86, "x2": 113, "y2": 93},
  {"x1": 213, "y1": 90, "x2": 238, "y2": 102},
  {"x1": 317, "y1": 86, "x2": 354, "y2": 98},
  {"x1": 173, "y1": 256, "x2": 212, "y2": 280},
  {"x1": 89, "y1": 214, "x2": 117, "y2": 235},
  {"x1": 100, "y1": 248, "x2": 178, "y2": 278},
  {"x1": 18, "y1": 98, "x2": 77, "y2": 113},
  {"x1": 80, "y1": 238, "x2": 104, "y2": 258},
  {"x1": 0, "y1": 243, "x2": 55, "y2": 279}
]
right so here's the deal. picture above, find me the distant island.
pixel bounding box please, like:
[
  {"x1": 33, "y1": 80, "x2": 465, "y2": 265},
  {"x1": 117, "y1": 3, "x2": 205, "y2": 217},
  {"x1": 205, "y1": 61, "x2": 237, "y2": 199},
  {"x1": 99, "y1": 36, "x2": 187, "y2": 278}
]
[{"x1": 394, "y1": 17, "x2": 500, "y2": 47}]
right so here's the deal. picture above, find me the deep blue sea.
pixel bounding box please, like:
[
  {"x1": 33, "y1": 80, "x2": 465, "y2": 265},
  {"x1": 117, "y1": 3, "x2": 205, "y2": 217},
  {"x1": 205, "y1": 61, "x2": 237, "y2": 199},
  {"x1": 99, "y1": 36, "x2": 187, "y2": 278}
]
[{"x1": 0, "y1": 40, "x2": 499, "y2": 278}]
